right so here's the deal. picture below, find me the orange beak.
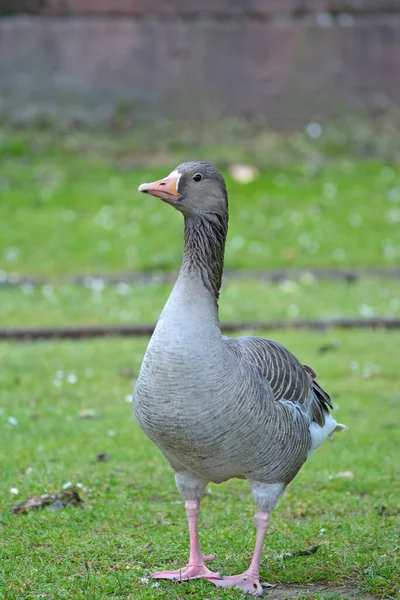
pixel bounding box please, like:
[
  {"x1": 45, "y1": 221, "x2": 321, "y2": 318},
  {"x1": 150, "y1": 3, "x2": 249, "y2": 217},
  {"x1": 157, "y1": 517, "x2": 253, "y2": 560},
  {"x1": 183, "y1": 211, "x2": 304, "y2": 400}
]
[{"x1": 138, "y1": 171, "x2": 180, "y2": 202}]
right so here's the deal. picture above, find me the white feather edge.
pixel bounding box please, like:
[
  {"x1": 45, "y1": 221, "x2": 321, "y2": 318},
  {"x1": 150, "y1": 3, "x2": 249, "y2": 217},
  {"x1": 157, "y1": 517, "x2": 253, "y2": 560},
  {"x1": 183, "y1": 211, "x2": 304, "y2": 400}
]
[
  {"x1": 307, "y1": 413, "x2": 348, "y2": 458},
  {"x1": 168, "y1": 169, "x2": 181, "y2": 192}
]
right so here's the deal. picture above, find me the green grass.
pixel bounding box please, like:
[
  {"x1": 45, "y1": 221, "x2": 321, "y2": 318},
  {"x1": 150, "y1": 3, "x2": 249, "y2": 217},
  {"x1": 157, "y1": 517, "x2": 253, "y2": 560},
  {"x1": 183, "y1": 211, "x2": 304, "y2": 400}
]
[
  {"x1": 0, "y1": 332, "x2": 399, "y2": 599},
  {"x1": 1, "y1": 129, "x2": 400, "y2": 276},
  {"x1": 1, "y1": 127, "x2": 399, "y2": 599},
  {"x1": 1, "y1": 278, "x2": 400, "y2": 328}
]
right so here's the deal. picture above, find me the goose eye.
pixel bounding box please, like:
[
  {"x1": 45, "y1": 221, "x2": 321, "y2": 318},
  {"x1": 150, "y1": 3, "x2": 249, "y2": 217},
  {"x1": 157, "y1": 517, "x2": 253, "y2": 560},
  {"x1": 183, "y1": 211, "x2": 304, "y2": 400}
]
[{"x1": 193, "y1": 173, "x2": 203, "y2": 182}]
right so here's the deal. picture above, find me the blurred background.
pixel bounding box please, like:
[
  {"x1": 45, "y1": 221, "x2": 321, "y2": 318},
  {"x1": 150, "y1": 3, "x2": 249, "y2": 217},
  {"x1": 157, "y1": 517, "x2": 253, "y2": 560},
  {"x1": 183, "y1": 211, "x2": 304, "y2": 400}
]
[
  {"x1": 1, "y1": 0, "x2": 400, "y2": 327},
  {"x1": 1, "y1": 0, "x2": 400, "y2": 129},
  {"x1": 1, "y1": 2, "x2": 399, "y2": 599}
]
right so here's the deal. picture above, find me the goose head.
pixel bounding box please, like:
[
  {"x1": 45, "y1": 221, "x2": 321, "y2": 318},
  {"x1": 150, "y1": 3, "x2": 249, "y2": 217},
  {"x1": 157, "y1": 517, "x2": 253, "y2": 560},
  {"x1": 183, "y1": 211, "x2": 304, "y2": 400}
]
[{"x1": 138, "y1": 162, "x2": 228, "y2": 218}]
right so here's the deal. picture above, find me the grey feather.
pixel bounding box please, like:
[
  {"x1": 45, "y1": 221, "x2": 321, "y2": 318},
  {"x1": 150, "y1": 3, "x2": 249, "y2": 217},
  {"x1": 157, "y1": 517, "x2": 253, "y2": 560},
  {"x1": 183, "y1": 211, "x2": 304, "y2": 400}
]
[
  {"x1": 223, "y1": 336, "x2": 332, "y2": 428},
  {"x1": 133, "y1": 161, "x2": 347, "y2": 497}
]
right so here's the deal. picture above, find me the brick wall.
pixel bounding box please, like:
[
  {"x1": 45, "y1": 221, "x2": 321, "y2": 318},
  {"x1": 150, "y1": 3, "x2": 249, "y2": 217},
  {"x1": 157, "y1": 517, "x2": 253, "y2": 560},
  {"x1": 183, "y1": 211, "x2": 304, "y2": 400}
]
[{"x1": 1, "y1": 1, "x2": 399, "y2": 127}]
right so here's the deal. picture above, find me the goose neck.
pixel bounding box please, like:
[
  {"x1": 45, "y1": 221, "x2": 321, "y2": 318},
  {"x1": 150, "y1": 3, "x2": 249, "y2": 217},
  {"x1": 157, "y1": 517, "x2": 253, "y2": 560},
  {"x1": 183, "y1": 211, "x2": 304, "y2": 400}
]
[{"x1": 179, "y1": 214, "x2": 228, "y2": 305}]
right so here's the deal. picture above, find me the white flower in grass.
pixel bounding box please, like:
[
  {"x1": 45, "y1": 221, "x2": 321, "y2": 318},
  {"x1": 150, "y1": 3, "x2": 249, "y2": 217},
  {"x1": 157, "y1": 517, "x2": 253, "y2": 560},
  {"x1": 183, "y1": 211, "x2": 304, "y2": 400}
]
[
  {"x1": 349, "y1": 213, "x2": 363, "y2": 228},
  {"x1": 362, "y1": 363, "x2": 380, "y2": 379},
  {"x1": 288, "y1": 305, "x2": 299, "y2": 318},
  {"x1": 62, "y1": 482, "x2": 72, "y2": 490},
  {"x1": 116, "y1": 282, "x2": 131, "y2": 295},
  {"x1": 230, "y1": 236, "x2": 244, "y2": 250},
  {"x1": 8, "y1": 416, "x2": 18, "y2": 426},
  {"x1": 358, "y1": 304, "x2": 374, "y2": 318},
  {"x1": 380, "y1": 166, "x2": 395, "y2": 182},
  {"x1": 4, "y1": 247, "x2": 19, "y2": 264},
  {"x1": 90, "y1": 278, "x2": 105, "y2": 292},
  {"x1": 299, "y1": 272, "x2": 316, "y2": 286},
  {"x1": 119, "y1": 310, "x2": 131, "y2": 322},
  {"x1": 108, "y1": 430, "x2": 116, "y2": 437},
  {"x1": 385, "y1": 209, "x2": 400, "y2": 224},
  {"x1": 67, "y1": 373, "x2": 77, "y2": 384},
  {"x1": 305, "y1": 122, "x2": 322, "y2": 138},
  {"x1": 323, "y1": 182, "x2": 337, "y2": 199},
  {"x1": 279, "y1": 280, "x2": 298, "y2": 294},
  {"x1": 388, "y1": 187, "x2": 400, "y2": 203},
  {"x1": 125, "y1": 395, "x2": 132, "y2": 403},
  {"x1": 41, "y1": 284, "x2": 54, "y2": 298},
  {"x1": 151, "y1": 582, "x2": 160, "y2": 588},
  {"x1": 21, "y1": 282, "x2": 34, "y2": 295},
  {"x1": 140, "y1": 577, "x2": 149, "y2": 584},
  {"x1": 333, "y1": 248, "x2": 346, "y2": 261},
  {"x1": 10, "y1": 487, "x2": 19, "y2": 495}
]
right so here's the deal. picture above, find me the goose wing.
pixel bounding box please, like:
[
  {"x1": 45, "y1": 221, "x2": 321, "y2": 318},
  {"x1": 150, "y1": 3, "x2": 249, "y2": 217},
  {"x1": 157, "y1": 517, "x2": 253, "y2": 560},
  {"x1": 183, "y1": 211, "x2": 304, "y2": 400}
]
[{"x1": 223, "y1": 336, "x2": 332, "y2": 427}]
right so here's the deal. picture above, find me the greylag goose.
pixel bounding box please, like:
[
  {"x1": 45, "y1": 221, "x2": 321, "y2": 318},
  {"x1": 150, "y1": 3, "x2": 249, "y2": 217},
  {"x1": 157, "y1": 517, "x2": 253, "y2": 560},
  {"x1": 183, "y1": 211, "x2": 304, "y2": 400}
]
[{"x1": 133, "y1": 162, "x2": 347, "y2": 596}]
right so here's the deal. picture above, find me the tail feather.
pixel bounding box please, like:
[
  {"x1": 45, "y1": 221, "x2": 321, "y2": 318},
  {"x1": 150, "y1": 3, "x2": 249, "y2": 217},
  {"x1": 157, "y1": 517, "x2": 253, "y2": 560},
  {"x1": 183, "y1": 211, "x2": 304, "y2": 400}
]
[{"x1": 328, "y1": 423, "x2": 348, "y2": 439}]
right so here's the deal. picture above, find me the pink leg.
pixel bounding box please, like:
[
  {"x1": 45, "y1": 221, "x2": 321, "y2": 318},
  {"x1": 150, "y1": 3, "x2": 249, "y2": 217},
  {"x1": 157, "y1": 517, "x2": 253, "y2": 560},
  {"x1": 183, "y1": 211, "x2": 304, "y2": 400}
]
[
  {"x1": 208, "y1": 512, "x2": 270, "y2": 597},
  {"x1": 151, "y1": 498, "x2": 221, "y2": 581}
]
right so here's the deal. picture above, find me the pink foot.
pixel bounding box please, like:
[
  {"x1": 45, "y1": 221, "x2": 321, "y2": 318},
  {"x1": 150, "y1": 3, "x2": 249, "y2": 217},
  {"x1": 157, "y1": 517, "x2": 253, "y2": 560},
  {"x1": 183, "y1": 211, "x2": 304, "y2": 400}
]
[
  {"x1": 151, "y1": 554, "x2": 221, "y2": 581},
  {"x1": 208, "y1": 572, "x2": 264, "y2": 597}
]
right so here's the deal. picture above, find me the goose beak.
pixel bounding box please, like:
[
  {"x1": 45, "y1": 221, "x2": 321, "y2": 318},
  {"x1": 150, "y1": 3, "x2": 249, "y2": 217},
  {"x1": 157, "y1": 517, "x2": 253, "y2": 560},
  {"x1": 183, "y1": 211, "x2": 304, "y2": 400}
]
[{"x1": 138, "y1": 171, "x2": 180, "y2": 202}]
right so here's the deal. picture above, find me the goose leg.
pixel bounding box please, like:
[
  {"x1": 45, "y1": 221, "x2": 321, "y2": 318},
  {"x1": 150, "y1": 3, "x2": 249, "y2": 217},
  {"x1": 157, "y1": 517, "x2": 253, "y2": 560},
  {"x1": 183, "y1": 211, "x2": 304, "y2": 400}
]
[
  {"x1": 207, "y1": 481, "x2": 284, "y2": 596},
  {"x1": 207, "y1": 511, "x2": 269, "y2": 596},
  {"x1": 151, "y1": 498, "x2": 221, "y2": 581}
]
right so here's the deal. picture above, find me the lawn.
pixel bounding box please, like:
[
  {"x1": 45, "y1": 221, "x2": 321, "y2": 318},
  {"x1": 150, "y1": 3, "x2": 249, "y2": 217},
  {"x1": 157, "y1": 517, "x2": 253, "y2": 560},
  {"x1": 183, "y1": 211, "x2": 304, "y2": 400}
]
[
  {"x1": 1, "y1": 129, "x2": 399, "y2": 276},
  {"x1": 1, "y1": 279, "x2": 400, "y2": 329},
  {"x1": 1, "y1": 333, "x2": 399, "y2": 599},
  {"x1": 0, "y1": 127, "x2": 399, "y2": 600}
]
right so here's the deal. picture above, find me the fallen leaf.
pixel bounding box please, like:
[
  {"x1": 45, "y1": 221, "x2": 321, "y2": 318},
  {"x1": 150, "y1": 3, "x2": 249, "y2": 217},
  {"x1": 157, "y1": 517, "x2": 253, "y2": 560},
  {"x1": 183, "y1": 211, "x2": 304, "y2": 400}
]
[
  {"x1": 317, "y1": 340, "x2": 340, "y2": 354},
  {"x1": 13, "y1": 487, "x2": 83, "y2": 514},
  {"x1": 282, "y1": 247, "x2": 296, "y2": 260},
  {"x1": 229, "y1": 164, "x2": 258, "y2": 184},
  {"x1": 78, "y1": 409, "x2": 98, "y2": 419},
  {"x1": 96, "y1": 452, "x2": 110, "y2": 462},
  {"x1": 335, "y1": 471, "x2": 354, "y2": 479},
  {"x1": 119, "y1": 367, "x2": 136, "y2": 378},
  {"x1": 280, "y1": 545, "x2": 320, "y2": 560},
  {"x1": 376, "y1": 505, "x2": 400, "y2": 517}
]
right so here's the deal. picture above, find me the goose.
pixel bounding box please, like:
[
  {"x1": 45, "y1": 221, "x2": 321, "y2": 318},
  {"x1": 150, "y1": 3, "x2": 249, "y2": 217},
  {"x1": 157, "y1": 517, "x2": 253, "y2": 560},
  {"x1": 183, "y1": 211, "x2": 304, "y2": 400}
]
[{"x1": 133, "y1": 162, "x2": 347, "y2": 596}]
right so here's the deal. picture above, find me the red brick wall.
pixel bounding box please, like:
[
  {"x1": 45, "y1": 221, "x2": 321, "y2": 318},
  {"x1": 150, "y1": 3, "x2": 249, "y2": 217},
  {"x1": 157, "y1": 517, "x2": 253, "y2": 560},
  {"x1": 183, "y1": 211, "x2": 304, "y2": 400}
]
[
  {"x1": 2, "y1": 0, "x2": 400, "y2": 14},
  {"x1": 1, "y1": 1, "x2": 399, "y2": 127}
]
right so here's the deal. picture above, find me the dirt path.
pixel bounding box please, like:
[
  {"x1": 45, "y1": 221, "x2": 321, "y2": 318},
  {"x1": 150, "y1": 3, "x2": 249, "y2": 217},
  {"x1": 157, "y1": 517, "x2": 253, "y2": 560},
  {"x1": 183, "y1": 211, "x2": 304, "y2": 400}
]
[
  {"x1": 264, "y1": 582, "x2": 378, "y2": 599},
  {"x1": 1, "y1": 267, "x2": 400, "y2": 287}
]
